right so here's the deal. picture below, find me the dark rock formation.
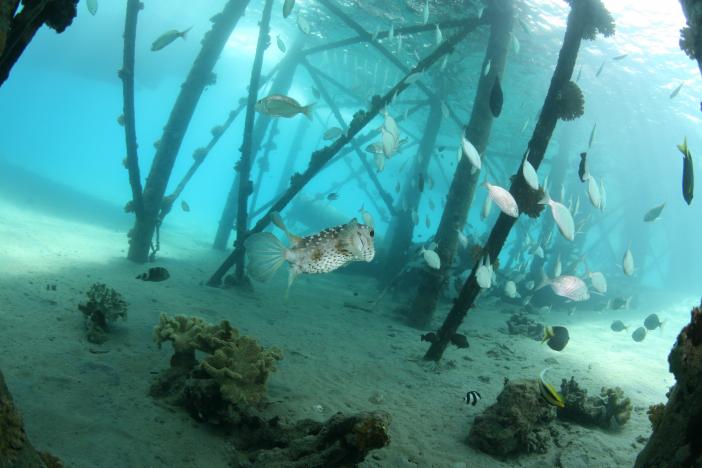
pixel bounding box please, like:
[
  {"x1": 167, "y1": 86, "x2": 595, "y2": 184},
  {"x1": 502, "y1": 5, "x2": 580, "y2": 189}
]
[
  {"x1": 468, "y1": 379, "x2": 556, "y2": 457},
  {"x1": 506, "y1": 312, "x2": 545, "y2": 340},
  {"x1": 230, "y1": 411, "x2": 391, "y2": 467},
  {"x1": 1, "y1": 369, "x2": 61, "y2": 468},
  {"x1": 635, "y1": 300, "x2": 702, "y2": 467},
  {"x1": 558, "y1": 377, "x2": 632, "y2": 429}
]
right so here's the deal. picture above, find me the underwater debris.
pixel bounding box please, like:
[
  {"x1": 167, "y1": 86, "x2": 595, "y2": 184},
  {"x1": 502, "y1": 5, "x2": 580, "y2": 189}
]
[
  {"x1": 151, "y1": 314, "x2": 282, "y2": 423},
  {"x1": 78, "y1": 283, "x2": 128, "y2": 344},
  {"x1": 229, "y1": 410, "x2": 390, "y2": 467},
  {"x1": 554, "y1": 81, "x2": 584, "y2": 121},
  {"x1": 136, "y1": 266, "x2": 170, "y2": 282},
  {"x1": 558, "y1": 377, "x2": 632, "y2": 429},
  {"x1": 468, "y1": 379, "x2": 556, "y2": 456}
]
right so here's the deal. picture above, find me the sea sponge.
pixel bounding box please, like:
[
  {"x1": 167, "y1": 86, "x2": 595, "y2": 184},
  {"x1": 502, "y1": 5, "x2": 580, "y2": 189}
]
[
  {"x1": 154, "y1": 314, "x2": 208, "y2": 369},
  {"x1": 152, "y1": 314, "x2": 282, "y2": 422},
  {"x1": 0, "y1": 393, "x2": 25, "y2": 464},
  {"x1": 200, "y1": 335, "x2": 282, "y2": 406},
  {"x1": 555, "y1": 81, "x2": 584, "y2": 121},
  {"x1": 78, "y1": 283, "x2": 128, "y2": 344}
]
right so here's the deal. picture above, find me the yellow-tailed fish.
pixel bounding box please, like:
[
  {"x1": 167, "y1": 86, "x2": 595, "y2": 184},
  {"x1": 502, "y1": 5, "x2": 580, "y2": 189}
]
[{"x1": 538, "y1": 368, "x2": 564, "y2": 408}]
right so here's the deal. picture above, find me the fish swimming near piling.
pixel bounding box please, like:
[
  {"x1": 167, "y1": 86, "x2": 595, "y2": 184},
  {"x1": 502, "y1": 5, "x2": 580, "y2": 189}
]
[
  {"x1": 86, "y1": 0, "x2": 98, "y2": 16},
  {"x1": 483, "y1": 180, "x2": 519, "y2": 217},
  {"x1": 622, "y1": 244, "x2": 635, "y2": 276},
  {"x1": 489, "y1": 75, "x2": 503, "y2": 118},
  {"x1": 256, "y1": 94, "x2": 314, "y2": 120},
  {"x1": 537, "y1": 272, "x2": 590, "y2": 302},
  {"x1": 539, "y1": 191, "x2": 575, "y2": 241},
  {"x1": 245, "y1": 212, "x2": 375, "y2": 296},
  {"x1": 643, "y1": 203, "x2": 665, "y2": 222},
  {"x1": 677, "y1": 137, "x2": 694, "y2": 205},
  {"x1": 669, "y1": 81, "x2": 684, "y2": 99},
  {"x1": 181, "y1": 201, "x2": 190, "y2": 212},
  {"x1": 151, "y1": 27, "x2": 192, "y2": 51},
  {"x1": 632, "y1": 326, "x2": 647, "y2": 342},
  {"x1": 464, "y1": 391, "x2": 481, "y2": 406},
  {"x1": 644, "y1": 313, "x2": 664, "y2": 331},
  {"x1": 136, "y1": 267, "x2": 170, "y2": 282},
  {"x1": 588, "y1": 123, "x2": 597, "y2": 148},
  {"x1": 578, "y1": 152, "x2": 589, "y2": 182},
  {"x1": 542, "y1": 326, "x2": 569, "y2": 351},
  {"x1": 283, "y1": 0, "x2": 295, "y2": 18}
]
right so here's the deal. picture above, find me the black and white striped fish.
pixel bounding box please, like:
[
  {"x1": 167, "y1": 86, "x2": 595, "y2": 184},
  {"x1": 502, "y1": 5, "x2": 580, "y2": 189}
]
[{"x1": 463, "y1": 391, "x2": 481, "y2": 406}]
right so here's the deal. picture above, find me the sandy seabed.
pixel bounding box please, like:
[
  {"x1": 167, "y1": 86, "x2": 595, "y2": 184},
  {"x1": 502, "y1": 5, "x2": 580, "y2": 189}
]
[{"x1": 0, "y1": 195, "x2": 693, "y2": 468}]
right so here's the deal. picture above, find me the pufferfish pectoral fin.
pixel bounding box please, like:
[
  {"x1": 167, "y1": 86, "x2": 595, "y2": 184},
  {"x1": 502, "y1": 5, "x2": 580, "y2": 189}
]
[{"x1": 284, "y1": 267, "x2": 300, "y2": 301}]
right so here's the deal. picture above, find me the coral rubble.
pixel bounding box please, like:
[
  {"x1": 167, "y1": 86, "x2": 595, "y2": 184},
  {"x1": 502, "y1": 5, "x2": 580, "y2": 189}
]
[
  {"x1": 230, "y1": 410, "x2": 391, "y2": 467},
  {"x1": 558, "y1": 377, "x2": 632, "y2": 429},
  {"x1": 635, "y1": 300, "x2": 702, "y2": 467},
  {"x1": 78, "y1": 283, "x2": 128, "y2": 344},
  {"x1": 151, "y1": 314, "x2": 282, "y2": 424},
  {"x1": 506, "y1": 312, "x2": 545, "y2": 340},
  {"x1": 468, "y1": 379, "x2": 556, "y2": 457}
]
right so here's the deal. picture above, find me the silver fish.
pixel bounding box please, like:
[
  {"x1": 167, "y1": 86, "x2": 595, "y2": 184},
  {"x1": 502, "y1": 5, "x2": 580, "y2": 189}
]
[
  {"x1": 276, "y1": 35, "x2": 287, "y2": 53},
  {"x1": 245, "y1": 213, "x2": 375, "y2": 296},
  {"x1": 151, "y1": 27, "x2": 192, "y2": 51},
  {"x1": 539, "y1": 274, "x2": 590, "y2": 302},
  {"x1": 255, "y1": 94, "x2": 313, "y2": 119},
  {"x1": 86, "y1": 0, "x2": 98, "y2": 15}
]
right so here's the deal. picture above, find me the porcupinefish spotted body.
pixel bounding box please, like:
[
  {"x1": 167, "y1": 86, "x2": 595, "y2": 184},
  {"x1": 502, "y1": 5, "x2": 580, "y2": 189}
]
[{"x1": 244, "y1": 211, "x2": 375, "y2": 296}]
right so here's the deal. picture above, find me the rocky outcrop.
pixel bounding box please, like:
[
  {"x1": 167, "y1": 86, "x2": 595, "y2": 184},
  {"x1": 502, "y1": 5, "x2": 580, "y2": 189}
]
[{"x1": 635, "y1": 300, "x2": 702, "y2": 467}]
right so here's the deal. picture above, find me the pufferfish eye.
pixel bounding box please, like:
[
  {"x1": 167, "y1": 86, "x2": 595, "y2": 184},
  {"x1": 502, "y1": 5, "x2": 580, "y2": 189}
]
[{"x1": 369, "y1": 229, "x2": 375, "y2": 237}]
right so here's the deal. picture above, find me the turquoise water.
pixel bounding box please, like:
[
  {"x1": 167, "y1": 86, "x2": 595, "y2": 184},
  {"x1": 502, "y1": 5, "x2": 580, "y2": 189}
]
[{"x1": 0, "y1": 0, "x2": 700, "y2": 466}]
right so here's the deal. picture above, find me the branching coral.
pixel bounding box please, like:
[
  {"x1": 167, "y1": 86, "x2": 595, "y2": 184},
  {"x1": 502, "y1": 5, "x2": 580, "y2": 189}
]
[
  {"x1": 78, "y1": 283, "x2": 128, "y2": 344},
  {"x1": 555, "y1": 81, "x2": 584, "y2": 121},
  {"x1": 154, "y1": 314, "x2": 208, "y2": 368}
]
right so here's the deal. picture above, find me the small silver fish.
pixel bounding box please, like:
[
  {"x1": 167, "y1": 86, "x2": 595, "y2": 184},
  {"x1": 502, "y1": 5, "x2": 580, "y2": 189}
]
[
  {"x1": 151, "y1": 27, "x2": 192, "y2": 51},
  {"x1": 245, "y1": 213, "x2": 375, "y2": 296},
  {"x1": 276, "y1": 35, "x2": 287, "y2": 53},
  {"x1": 538, "y1": 274, "x2": 590, "y2": 302},
  {"x1": 323, "y1": 127, "x2": 344, "y2": 140},
  {"x1": 283, "y1": 0, "x2": 295, "y2": 18},
  {"x1": 86, "y1": 0, "x2": 98, "y2": 15}
]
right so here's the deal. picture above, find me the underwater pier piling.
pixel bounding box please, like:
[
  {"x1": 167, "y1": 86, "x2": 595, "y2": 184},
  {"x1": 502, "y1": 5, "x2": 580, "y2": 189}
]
[
  {"x1": 424, "y1": 0, "x2": 615, "y2": 361},
  {"x1": 120, "y1": 0, "x2": 144, "y2": 220},
  {"x1": 315, "y1": 0, "x2": 474, "y2": 129},
  {"x1": 383, "y1": 100, "x2": 443, "y2": 277},
  {"x1": 0, "y1": 0, "x2": 77, "y2": 86},
  {"x1": 207, "y1": 23, "x2": 476, "y2": 286},
  {"x1": 231, "y1": 0, "x2": 275, "y2": 281},
  {"x1": 127, "y1": 0, "x2": 251, "y2": 263},
  {"x1": 407, "y1": 0, "x2": 514, "y2": 329},
  {"x1": 213, "y1": 36, "x2": 304, "y2": 251},
  {"x1": 302, "y1": 59, "x2": 397, "y2": 217}
]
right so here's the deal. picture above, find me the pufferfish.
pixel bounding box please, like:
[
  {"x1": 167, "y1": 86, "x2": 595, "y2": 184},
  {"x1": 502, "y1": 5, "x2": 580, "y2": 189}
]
[{"x1": 244, "y1": 211, "x2": 375, "y2": 296}]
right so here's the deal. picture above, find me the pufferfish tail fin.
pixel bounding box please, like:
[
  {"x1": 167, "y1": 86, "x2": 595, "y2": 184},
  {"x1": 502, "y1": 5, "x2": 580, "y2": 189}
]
[{"x1": 244, "y1": 232, "x2": 287, "y2": 282}]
